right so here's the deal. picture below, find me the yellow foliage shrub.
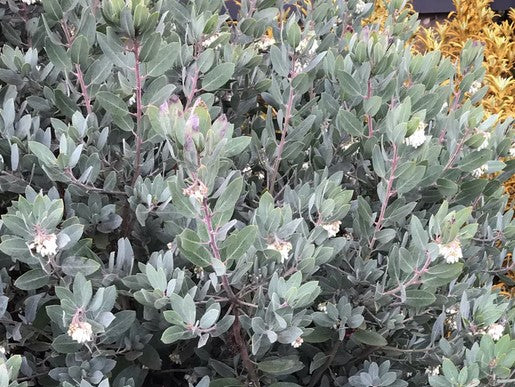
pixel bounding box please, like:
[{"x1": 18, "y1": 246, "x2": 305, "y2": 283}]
[{"x1": 415, "y1": 0, "x2": 514, "y2": 121}]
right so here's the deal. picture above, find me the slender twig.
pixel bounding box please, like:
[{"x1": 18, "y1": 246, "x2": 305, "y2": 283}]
[
  {"x1": 382, "y1": 250, "x2": 432, "y2": 296},
  {"x1": 444, "y1": 126, "x2": 471, "y2": 171},
  {"x1": 64, "y1": 169, "x2": 127, "y2": 196},
  {"x1": 17, "y1": 372, "x2": 52, "y2": 383},
  {"x1": 201, "y1": 198, "x2": 237, "y2": 302},
  {"x1": 438, "y1": 90, "x2": 461, "y2": 144},
  {"x1": 74, "y1": 64, "x2": 92, "y2": 114},
  {"x1": 366, "y1": 79, "x2": 374, "y2": 138},
  {"x1": 131, "y1": 39, "x2": 144, "y2": 187},
  {"x1": 268, "y1": 87, "x2": 295, "y2": 195},
  {"x1": 369, "y1": 143, "x2": 399, "y2": 249},
  {"x1": 92, "y1": 0, "x2": 100, "y2": 15},
  {"x1": 383, "y1": 345, "x2": 435, "y2": 353},
  {"x1": 60, "y1": 21, "x2": 92, "y2": 115},
  {"x1": 200, "y1": 198, "x2": 259, "y2": 385},
  {"x1": 233, "y1": 308, "x2": 260, "y2": 386}
]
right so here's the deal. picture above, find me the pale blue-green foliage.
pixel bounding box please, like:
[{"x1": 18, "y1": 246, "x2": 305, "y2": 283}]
[{"x1": 0, "y1": 0, "x2": 513, "y2": 386}]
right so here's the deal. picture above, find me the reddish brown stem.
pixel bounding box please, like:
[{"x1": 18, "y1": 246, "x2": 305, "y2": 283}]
[
  {"x1": 268, "y1": 87, "x2": 295, "y2": 195},
  {"x1": 75, "y1": 65, "x2": 92, "y2": 114},
  {"x1": 439, "y1": 90, "x2": 461, "y2": 144},
  {"x1": 383, "y1": 251, "x2": 432, "y2": 296},
  {"x1": 368, "y1": 143, "x2": 399, "y2": 249},
  {"x1": 369, "y1": 143, "x2": 399, "y2": 249},
  {"x1": 200, "y1": 198, "x2": 259, "y2": 385},
  {"x1": 61, "y1": 21, "x2": 92, "y2": 115},
  {"x1": 366, "y1": 79, "x2": 374, "y2": 138},
  {"x1": 444, "y1": 126, "x2": 471, "y2": 171},
  {"x1": 131, "y1": 39, "x2": 144, "y2": 186},
  {"x1": 233, "y1": 309, "x2": 260, "y2": 386},
  {"x1": 92, "y1": 0, "x2": 100, "y2": 15},
  {"x1": 201, "y1": 198, "x2": 238, "y2": 302}
]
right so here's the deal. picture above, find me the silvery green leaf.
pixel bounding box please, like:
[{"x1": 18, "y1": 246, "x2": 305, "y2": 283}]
[
  {"x1": 336, "y1": 109, "x2": 364, "y2": 137},
  {"x1": 10, "y1": 143, "x2": 18, "y2": 171},
  {"x1": 221, "y1": 225, "x2": 257, "y2": 262},
  {"x1": 352, "y1": 329, "x2": 387, "y2": 347},
  {"x1": 200, "y1": 305, "x2": 220, "y2": 329},
  {"x1": 277, "y1": 326, "x2": 303, "y2": 344},
  {"x1": 103, "y1": 311, "x2": 136, "y2": 340},
  {"x1": 257, "y1": 356, "x2": 305, "y2": 376},
  {"x1": 45, "y1": 39, "x2": 72, "y2": 72},
  {"x1": 140, "y1": 32, "x2": 161, "y2": 62},
  {"x1": 29, "y1": 141, "x2": 57, "y2": 166},
  {"x1": 337, "y1": 70, "x2": 363, "y2": 97},
  {"x1": 177, "y1": 229, "x2": 211, "y2": 267},
  {"x1": 14, "y1": 269, "x2": 49, "y2": 290},
  {"x1": 161, "y1": 325, "x2": 186, "y2": 344},
  {"x1": 61, "y1": 256, "x2": 101, "y2": 276},
  {"x1": 96, "y1": 91, "x2": 130, "y2": 117},
  {"x1": 405, "y1": 290, "x2": 436, "y2": 307},
  {"x1": 51, "y1": 334, "x2": 82, "y2": 354},
  {"x1": 270, "y1": 45, "x2": 289, "y2": 77},
  {"x1": 197, "y1": 333, "x2": 209, "y2": 348},
  {"x1": 202, "y1": 63, "x2": 235, "y2": 92}
]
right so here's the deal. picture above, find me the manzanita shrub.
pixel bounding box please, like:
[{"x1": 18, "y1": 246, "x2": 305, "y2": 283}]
[{"x1": 0, "y1": 0, "x2": 513, "y2": 386}]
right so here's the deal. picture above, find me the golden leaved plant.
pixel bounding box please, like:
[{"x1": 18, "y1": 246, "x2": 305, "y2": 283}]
[{"x1": 415, "y1": 0, "x2": 514, "y2": 121}]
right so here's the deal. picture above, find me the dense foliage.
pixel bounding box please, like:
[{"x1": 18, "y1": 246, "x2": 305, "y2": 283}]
[{"x1": 0, "y1": 0, "x2": 513, "y2": 386}]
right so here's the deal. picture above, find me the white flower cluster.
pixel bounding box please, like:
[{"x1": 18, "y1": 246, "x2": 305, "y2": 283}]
[
  {"x1": 425, "y1": 365, "x2": 440, "y2": 376},
  {"x1": 321, "y1": 220, "x2": 341, "y2": 238},
  {"x1": 202, "y1": 33, "x2": 221, "y2": 49},
  {"x1": 267, "y1": 238, "x2": 292, "y2": 263},
  {"x1": 296, "y1": 30, "x2": 318, "y2": 56},
  {"x1": 472, "y1": 164, "x2": 488, "y2": 178},
  {"x1": 293, "y1": 60, "x2": 309, "y2": 74},
  {"x1": 291, "y1": 336, "x2": 303, "y2": 348},
  {"x1": 340, "y1": 140, "x2": 358, "y2": 152},
  {"x1": 355, "y1": 0, "x2": 367, "y2": 14},
  {"x1": 344, "y1": 233, "x2": 353, "y2": 241},
  {"x1": 67, "y1": 321, "x2": 93, "y2": 344},
  {"x1": 183, "y1": 180, "x2": 208, "y2": 202},
  {"x1": 476, "y1": 131, "x2": 491, "y2": 151},
  {"x1": 468, "y1": 80, "x2": 482, "y2": 94},
  {"x1": 438, "y1": 238, "x2": 463, "y2": 264},
  {"x1": 317, "y1": 302, "x2": 328, "y2": 313},
  {"x1": 485, "y1": 323, "x2": 505, "y2": 341},
  {"x1": 22, "y1": 0, "x2": 39, "y2": 4},
  {"x1": 445, "y1": 305, "x2": 458, "y2": 330},
  {"x1": 404, "y1": 121, "x2": 427, "y2": 148},
  {"x1": 255, "y1": 34, "x2": 275, "y2": 51},
  {"x1": 194, "y1": 266, "x2": 205, "y2": 280},
  {"x1": 128, "y1": 93, "x2": 136, "y2": 106},
  {"x1": 242, "y1": 166, "x2": 252, "y2": 177},
  {"x1": 29, "y1": 232, "x2": 58, "y2": 257}
]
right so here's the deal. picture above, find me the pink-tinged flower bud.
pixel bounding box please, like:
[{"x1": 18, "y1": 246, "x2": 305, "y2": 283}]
[
  {"x1": 188, "y1": 114, "x2": 200, "y2": 132},
  {"x1": 159, "y1": 101, "x2": 169, "y2": 115}
]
